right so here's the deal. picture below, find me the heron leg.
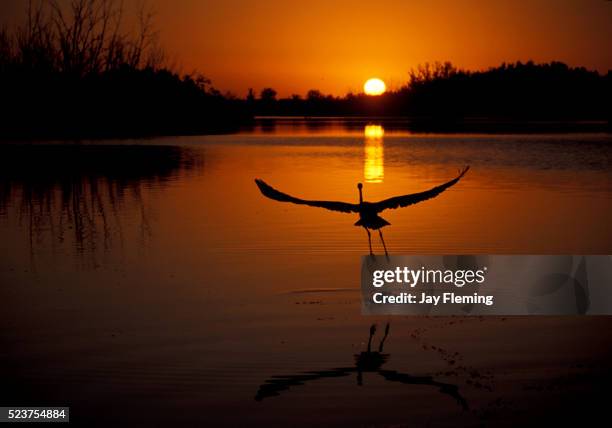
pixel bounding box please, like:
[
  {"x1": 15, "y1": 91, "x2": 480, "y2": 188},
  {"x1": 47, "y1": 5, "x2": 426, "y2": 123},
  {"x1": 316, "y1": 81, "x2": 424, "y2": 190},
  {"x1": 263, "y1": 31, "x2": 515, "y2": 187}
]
[
  {"x1": 378, "y1": 229, "x2": 389, "y2": 258},
  {"x1": 365, "y1": 227, "x2": 373, "y2": 256}
]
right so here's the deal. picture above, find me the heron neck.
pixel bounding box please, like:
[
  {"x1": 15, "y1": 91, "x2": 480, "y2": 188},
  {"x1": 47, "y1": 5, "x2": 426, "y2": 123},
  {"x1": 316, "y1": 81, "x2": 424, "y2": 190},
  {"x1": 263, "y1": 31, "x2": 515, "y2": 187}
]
[{"x1": 358, "y1": 188, "x2": 363, "y2": 204}]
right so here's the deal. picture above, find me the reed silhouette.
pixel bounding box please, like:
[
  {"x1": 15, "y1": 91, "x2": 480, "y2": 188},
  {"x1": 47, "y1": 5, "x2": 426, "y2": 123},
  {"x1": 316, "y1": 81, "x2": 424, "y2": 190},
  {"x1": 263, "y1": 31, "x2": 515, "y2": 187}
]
[
  {"x1": 255, "y1": 167, "x2": 469, "y2": 256},
  {"x1": 254, "y1": 323, "x2": 469, "y2": 411}
]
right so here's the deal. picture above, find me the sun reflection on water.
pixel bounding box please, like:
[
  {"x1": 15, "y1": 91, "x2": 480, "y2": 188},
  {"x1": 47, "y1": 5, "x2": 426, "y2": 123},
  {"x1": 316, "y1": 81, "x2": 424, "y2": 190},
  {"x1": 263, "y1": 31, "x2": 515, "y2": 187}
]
[{"x1": 364, "y1": 124, "x2": 384, "y2": 183}]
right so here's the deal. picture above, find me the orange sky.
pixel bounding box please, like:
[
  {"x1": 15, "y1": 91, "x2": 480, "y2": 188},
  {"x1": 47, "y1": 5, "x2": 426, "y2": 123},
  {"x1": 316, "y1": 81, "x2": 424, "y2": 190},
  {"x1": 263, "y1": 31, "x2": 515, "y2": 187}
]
[{"x1": 2, "y1": 0, "x2": 611, "y2": 96}]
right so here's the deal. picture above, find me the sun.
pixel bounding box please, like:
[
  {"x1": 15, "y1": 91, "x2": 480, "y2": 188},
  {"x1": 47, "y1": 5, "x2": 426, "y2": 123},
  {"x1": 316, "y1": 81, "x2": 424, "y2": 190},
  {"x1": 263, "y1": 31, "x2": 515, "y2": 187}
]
[{"x1": 364, "y1": 78, "x2": 386, "y2": 96}]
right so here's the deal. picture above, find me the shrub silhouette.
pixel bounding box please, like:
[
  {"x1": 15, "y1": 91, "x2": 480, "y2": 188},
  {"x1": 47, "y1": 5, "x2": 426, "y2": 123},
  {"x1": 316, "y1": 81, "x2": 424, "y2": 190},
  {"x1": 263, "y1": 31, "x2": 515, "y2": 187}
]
[{"x1": 0, "y1": 0, "x2": 250, "y2": 138}]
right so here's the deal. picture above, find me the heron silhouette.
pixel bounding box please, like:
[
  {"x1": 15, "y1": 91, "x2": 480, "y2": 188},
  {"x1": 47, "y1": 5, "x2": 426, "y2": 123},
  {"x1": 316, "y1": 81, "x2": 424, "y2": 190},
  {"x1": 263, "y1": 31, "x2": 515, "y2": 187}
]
[{"x1": 255, "y1": 166, "x2": 470, "y2": 256}]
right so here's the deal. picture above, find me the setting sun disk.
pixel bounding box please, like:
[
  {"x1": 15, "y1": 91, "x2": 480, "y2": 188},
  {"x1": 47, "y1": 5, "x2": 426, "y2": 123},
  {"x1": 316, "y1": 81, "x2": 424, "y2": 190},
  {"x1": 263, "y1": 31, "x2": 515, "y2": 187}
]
[{"x1": 364, "y1": 78, "x2": 386, "y2": 96}]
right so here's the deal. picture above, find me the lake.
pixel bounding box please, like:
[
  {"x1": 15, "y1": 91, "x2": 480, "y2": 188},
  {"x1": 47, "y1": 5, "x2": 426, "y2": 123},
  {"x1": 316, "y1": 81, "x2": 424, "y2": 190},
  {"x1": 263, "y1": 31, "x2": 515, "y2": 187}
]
[{"x1": 1, "y1": 119, "x2": 611, "y2": 426}]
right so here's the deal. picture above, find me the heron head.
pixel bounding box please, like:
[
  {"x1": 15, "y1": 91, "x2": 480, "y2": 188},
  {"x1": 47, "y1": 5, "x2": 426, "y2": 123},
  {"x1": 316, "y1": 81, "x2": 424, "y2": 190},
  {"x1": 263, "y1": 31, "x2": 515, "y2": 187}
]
[{"x1": 357, "y1": 183, "x2": 363, "y2": 190}]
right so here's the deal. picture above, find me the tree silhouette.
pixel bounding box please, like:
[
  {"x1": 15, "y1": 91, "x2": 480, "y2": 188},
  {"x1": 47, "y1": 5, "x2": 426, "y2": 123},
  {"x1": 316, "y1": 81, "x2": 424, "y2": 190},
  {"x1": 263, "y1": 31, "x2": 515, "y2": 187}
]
[{"x1": 260, "y1": 87, "x2": 277, "y2": 101}]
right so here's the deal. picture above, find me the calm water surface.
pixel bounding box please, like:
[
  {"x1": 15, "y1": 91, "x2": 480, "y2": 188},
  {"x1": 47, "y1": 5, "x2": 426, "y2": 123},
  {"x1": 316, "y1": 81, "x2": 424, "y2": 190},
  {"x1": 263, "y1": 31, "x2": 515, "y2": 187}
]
[{"x1": 1, "y1": 121, "x2": 611, "y2": 426}]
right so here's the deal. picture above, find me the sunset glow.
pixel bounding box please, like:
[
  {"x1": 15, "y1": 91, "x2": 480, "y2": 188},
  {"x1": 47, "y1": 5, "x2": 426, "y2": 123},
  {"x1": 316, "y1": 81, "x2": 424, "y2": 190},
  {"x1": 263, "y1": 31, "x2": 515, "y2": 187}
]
[
  {"x1": 1, "y1": 1, "x2": 611, "y2": 96},
  {"x1": 1, "y1": 0, "x2": 611, "y2": 426}
]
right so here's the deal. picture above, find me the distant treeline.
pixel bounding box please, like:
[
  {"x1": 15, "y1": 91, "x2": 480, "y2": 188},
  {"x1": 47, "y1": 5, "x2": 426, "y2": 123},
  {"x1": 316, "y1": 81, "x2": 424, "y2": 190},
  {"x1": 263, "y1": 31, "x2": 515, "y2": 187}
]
[
  {"x1": 0, "y1": 0, "x2": 249, "y2": 138},
  {"x1": 0, "y1": 1, "x2": 609, "y2": 139},
  {"x1": 253, "y1": 61, "x2": 611, "y2": 122}
]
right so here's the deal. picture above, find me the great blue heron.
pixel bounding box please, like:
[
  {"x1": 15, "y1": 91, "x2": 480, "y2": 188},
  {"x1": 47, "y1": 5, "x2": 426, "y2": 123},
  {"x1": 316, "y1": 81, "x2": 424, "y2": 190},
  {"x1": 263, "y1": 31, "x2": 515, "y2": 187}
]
[{"x1": 255, "y1": 166, "x2": 470, "y2": 256}]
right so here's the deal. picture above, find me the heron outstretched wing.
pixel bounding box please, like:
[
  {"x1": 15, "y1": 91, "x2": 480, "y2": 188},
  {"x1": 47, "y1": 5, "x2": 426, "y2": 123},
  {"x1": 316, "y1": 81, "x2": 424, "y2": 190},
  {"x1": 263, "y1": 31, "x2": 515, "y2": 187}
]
[
  {"x1": 255, "y1": 179, "x2": 359, "y2": 213},
  {"x1": 372, "y1": 166, "x2": 470, "y2": 213}
]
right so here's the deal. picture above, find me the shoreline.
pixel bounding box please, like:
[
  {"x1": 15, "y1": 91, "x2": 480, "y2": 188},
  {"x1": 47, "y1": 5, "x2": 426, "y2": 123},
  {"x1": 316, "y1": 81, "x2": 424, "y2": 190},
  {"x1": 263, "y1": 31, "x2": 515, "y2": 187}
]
[{"x1": 0, "y1": 117, "x2": 609, "y2": 141}]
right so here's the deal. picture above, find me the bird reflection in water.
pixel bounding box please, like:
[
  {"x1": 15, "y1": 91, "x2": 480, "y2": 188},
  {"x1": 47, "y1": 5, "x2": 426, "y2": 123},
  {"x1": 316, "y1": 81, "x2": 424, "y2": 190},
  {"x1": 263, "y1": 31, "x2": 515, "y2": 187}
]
[
  {"x1": 254, "y1": 323, "x2": 469, "y2": 410},
  {"x1": 364, "y1": 124, "x2": 384, "y2": 184}
]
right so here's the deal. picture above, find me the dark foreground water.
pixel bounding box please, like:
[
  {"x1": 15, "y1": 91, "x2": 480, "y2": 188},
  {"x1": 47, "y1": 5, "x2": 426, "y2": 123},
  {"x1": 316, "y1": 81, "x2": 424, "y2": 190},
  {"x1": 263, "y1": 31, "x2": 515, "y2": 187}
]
[{"x1": 1, "y1": 121, "x2": 611, "y2": 426}]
